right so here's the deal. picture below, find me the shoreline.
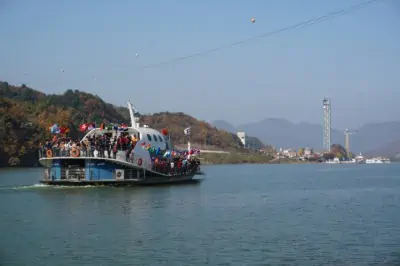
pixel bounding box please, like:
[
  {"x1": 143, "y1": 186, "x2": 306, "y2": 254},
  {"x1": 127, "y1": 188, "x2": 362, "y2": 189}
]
[
  {"x1": 201, "y1": 160, "x2": 320, "y2": 165},
  {"x1": 198, "y1": 152, "x2": 320, "y2": 165}
]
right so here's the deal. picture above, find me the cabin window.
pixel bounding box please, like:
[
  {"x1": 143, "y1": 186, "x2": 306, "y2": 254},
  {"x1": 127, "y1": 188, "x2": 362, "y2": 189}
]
[
  {"x1": 158, "y1": 135, "x2": 163, "y2": 142},
  {"x1": 147, "y1": 134, "x2": 152, "y2": 141},
  {"x1": 153, "y1": 134, "x2": 158, "y2": 142}
]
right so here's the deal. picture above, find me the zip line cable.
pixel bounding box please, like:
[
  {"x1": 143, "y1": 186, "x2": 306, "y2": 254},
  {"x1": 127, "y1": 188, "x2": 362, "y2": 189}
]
[{"x1": 142, "y1": 0, "x2": 382, "y2": 69}]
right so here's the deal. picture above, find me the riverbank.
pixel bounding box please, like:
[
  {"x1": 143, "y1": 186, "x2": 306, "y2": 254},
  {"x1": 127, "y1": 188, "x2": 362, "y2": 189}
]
[
  {"x1": 199, "y1": 153, "x2": 299, "y2": 165},
  {"x1": 199, "y1": 152, "x2": 322, "y2": 165},
  {"x1": 268, "y1": 157, "x2": 319, "y2": 164}
]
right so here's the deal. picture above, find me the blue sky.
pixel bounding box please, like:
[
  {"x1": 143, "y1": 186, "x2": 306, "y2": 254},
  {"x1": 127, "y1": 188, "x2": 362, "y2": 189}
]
[{"x1": 0, "y1": 0, "x2": 398, "y2": 129}]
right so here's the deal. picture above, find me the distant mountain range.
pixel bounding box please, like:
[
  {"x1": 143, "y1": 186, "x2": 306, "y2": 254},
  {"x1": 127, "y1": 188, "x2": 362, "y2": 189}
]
[{"x1": 211, "y1": 119, "x2": 400, "y2": 156}]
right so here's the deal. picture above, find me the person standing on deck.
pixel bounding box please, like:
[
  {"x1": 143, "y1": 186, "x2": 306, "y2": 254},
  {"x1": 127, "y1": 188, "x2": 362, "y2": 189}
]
[
  {"x1": 170, "y1": 161, "x2": 174, "y2": 175},
  {"x1": 131, "y1": 134, "x2": 138, "y2": 149},
  {"x1": 154, "y1": 157, "x2": 159, "y2": 171},
  {"x1": 106, "y1": 136, "x2": 111, "y2": 158},
  {"x1": 112, "y1": 136, "x2": 117, "y2": 159},
  {"x1": 177, "y1": 159, "x2": 182, "y2": 175},
  {"x1": 182, "y1": 158, "x2": 187, "y2": 174}
]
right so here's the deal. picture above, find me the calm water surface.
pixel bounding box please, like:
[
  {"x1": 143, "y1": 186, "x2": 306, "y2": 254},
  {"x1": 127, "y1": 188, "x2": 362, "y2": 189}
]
[{"x1": 1, "y1": 164, "x2": 400, "y2": 265}]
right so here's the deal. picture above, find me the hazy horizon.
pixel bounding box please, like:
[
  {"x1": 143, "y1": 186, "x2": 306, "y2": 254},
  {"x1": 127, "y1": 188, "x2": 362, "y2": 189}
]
[
  {"x1": 1, "y1": 0, "x2": 398, "y2": 129},
  {"x1": 211, "y1": 117, "x2": 400, "y2": 132}
]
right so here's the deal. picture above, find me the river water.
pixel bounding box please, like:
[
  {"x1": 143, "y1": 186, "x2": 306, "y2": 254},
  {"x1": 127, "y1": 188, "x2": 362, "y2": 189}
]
[{"x1": 0, "y1": 164, "x2": 400, "y2": 265}]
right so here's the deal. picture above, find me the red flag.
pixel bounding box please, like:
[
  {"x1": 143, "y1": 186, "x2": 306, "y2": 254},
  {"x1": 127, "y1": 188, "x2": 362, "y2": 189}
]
[
  {"x1": 79, "y1": 123, "x2": 88, "y2": 132},
  {"x1": 161, "y1": 128, "x2": 168, "y2": 136}
]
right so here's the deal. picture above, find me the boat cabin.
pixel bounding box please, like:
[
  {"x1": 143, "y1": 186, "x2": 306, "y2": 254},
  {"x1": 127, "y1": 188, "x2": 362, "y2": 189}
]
[{"x1": 137, "y1": 127, "x2": 170, "y2": 150}]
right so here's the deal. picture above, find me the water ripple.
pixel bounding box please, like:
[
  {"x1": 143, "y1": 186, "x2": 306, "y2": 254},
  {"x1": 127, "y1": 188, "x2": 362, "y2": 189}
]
[{"x1": 0, "y1": 165, "x2": 400, "y2": 265}]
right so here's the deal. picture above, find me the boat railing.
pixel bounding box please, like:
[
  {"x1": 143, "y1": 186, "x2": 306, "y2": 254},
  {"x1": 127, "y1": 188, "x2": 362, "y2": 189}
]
[
  {"x1": 38, "y1": 147, "x2": 201, "y2": 175},
  {"x1": 38, "y1": 147, "x2": 137, "y2": 163}
]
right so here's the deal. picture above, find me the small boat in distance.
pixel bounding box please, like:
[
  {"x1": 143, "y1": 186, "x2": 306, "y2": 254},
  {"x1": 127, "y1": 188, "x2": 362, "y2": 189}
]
[
  {"x1": 365, "y1": 157, "x2": 391, "y2": 164},
  {"x1": 38, "y1": 101, "x2": 202, "y2": 186},
  {"x1": 325, "y1": 157, "x2": 340, "y2": 164}
]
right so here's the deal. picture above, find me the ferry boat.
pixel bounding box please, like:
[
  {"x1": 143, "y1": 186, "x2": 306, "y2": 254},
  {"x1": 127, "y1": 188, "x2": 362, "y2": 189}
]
[
  {"x1": 38, "y1": 102, "x2": 202, "y2": 186},
  {"x1": 354, "y1": 153, "x2": 366, "y2": 164},
  {"x1": 341, "y1": 153, "x2": 366, "y2": 164}
]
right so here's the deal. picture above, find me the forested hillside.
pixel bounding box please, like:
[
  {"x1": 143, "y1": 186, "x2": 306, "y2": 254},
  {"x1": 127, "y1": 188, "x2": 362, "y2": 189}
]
[{"x1": 0, "y1": 81, "x2": 249, "y2": 166}]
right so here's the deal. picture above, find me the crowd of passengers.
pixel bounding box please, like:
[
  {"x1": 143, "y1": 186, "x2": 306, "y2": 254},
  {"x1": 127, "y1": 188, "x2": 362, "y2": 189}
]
[
  {"x1": 151, "y1": 156, "x2": 200, "y2": 175},
  {"x1": 40, "y1": 133, "x2": 200, "y2": 175},
  {"x1": 41, "y1": 132, "x2": 139, "y2": 159}
]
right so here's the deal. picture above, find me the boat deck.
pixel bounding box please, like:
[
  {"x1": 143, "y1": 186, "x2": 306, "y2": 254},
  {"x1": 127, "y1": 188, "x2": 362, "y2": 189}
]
[{"x1": 39, "y1": 155, "x2": 173, "y2": 177}]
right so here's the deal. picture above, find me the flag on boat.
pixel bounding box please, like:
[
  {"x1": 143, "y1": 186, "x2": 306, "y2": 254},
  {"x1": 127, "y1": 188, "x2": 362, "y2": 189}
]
[
  {"x1": 118, "y1": 123, "x2": 128, "y2": 131},
  {"x1": 161, "y1": 128, "x2": 168, "y2": 136},
  {"x1": 50, "y1": 124, "x2": 60, "y2": 134},
  {"x1": 184, "y1": 127, "x2": 190, "y2": 135},
  {"x1": 79, "y1": 123, "x2": 88, "y2": 132},
  {"x1": 87, "y1": 123, "x2": 95, "y2": 131},
  {"x1": 59, "y1": 126, "x2": 69, "y2": 134}
]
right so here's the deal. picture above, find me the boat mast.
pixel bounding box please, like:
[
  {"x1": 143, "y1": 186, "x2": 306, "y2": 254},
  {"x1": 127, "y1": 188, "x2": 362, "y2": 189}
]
[{"x1": 127, "y1": 101, "x2": 140, "y2": 128}]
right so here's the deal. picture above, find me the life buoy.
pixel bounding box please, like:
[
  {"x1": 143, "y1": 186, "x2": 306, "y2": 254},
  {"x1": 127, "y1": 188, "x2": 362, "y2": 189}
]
[
  {"x1": 46, "y1": 149, "x2": 53, "y2": 158},
  {"x1": 138, "y1": 158, "x2": 143, "y2": 166},
  {"x1": 70, "y1": 147, "x2": 80, "y2": 157}
]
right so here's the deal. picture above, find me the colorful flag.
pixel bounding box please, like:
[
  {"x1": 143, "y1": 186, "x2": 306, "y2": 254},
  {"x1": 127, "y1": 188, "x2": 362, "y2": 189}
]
[
  {"x1": 50, "y1": 124, "x2": 60, "y2": 134},
  {"x1": 118, "y1": 123, "x2": 128, "y2": 131},
  {"x1": 87, "y1": 123, "x2": 95, "y2": 131},
  {"x1": 161, "y1": 128, "x2": 168, "y2": 136},
  {"x1": 79, "y1": 123, "x2": 88, "y2": 132}
]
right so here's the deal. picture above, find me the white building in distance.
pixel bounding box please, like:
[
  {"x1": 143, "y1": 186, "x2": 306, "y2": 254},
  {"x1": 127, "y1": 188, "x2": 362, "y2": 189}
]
[{"x1": 237, "y1": 132, "x2": 247, "y2": 146}]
